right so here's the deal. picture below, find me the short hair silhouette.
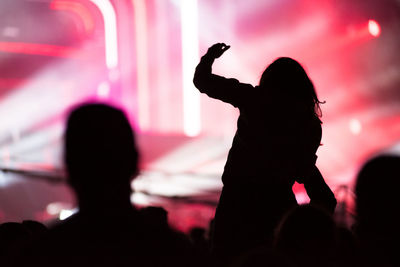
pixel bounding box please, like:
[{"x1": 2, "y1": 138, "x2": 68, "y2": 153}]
[
  {"x1": 17, "y1": 104, "x2": 193, "y2": 267},
  {"x1": 274, "y1": 205, "x2": 336, "y2": 251},
  {"x1": 64, "y1": 103, "x2": 139, "y2": 206},
  {"x1": 22, "y1": 220, "x2": 47, "y2": 239},
  {"x1": 354, "y1": 154, "x2": 400, "y2": 266},
  {"x1": 274, "y1": 204, "x2": 338, "y2": 267}
]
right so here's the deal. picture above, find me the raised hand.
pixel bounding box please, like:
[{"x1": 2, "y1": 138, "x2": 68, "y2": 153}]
[{"x1": 206, "y1": 43, "x2": 230, "y2": 59}]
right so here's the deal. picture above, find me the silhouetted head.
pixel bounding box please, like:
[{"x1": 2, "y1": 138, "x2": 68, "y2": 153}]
[
  {"x1": 259, "y1": 57, "x2": 323, "y2": 121},
  {"x1": 354, "y1": 154, "x2": 400, "y2": 236},
  {"x1": 274, "y1": 205, "x2": 337, "y2": 257},
  {"x1": 65, "y1": 103, "x2": 139, "y2": 204},
  {"x1": 22, "y1": 220, "x2": 47, "y2": 238}
]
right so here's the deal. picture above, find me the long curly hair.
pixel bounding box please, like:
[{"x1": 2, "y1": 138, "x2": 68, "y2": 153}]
[{"x1": 259, "y1": 57, "x2": 324, "y2": 122}]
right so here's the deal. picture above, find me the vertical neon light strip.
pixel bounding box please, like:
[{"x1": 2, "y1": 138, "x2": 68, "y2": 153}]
[
  {"x1": 89, "y1": 0, "x2": 118, "y2": 69},
  {"x1": 181, "y1": 0, "x2": 201, "y2": 136},
  {"x1": 154, "y1": 0, "x2": 170, "y2": 132},
  {"x1": 132, "y1": 0, "x2": 150, "y2": 131}
]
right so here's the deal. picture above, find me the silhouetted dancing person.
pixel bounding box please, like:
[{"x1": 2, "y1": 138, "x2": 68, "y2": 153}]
[
  {"x1": 193, "y1": 43, "x2": 337, "y2": 264},
  {"x1": 17, "y1": 103, "x2": 191, "y2": 267}
]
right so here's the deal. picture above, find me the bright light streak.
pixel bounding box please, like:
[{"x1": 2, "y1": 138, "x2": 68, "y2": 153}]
[
  {"x1": 146, "y1": 136, "x2": 228, "y2": 174},
  {"x1": 0, "y1": 42, "x2": 78, "y2": 57},
  {"x1": 89, "y1": 0, "x2": 118, "y2": 69},
  {"x1": 181, "y1": 0, "x2": 201, "y2": 136},
  {"x1": 133, "y1": 171, "x2": 221, "y2": 197},
  {"x1": 0, "y1": 55, "x2": 104, "y2": 155},
  {"x1": 132, "y1": 0, "x2": 150, "y2": 131},
  {"x1": 368, "y1": 19, "x2": 381, "y2": 37}
]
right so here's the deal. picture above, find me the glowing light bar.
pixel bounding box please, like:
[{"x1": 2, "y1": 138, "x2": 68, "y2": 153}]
[
  {"x1": 0, "y1": 42, "x2": 77, "y2": 57},
  {"x1": 89, "y1": 0, "x2": 118, "y2": 69},
  {"x1": 132, "y1": 0, "x2": 150, "y2": 131},
  {"x1": 368, "y1": 19, "x2": 381, "y2": 37},
  {"x1": 181, "y1": 0, "x2": 201, "y2": 136}
]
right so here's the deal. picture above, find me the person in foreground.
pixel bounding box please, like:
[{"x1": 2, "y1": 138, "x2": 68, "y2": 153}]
[
  {"x1": 193, "y1": 43, "x2": 337, "y2": 264},
  {"x1": 16, "y1": 103, "x2": 191, "y2": 267},
  {"x1": 353, "y1": 154, "x2": 400, "y2": 267}
]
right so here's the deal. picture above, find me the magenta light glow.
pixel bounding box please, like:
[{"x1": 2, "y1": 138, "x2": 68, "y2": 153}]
[
  {"x1": 0, "y1": 0, "x2": 399, "y2": 229},
  {"x1": 0, "y1": 42, "x2": 78, "y2": 57}
]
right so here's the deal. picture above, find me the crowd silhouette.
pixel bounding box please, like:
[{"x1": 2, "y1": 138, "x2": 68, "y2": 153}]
[{"x1": 0, "y1": 43, "x2": 398, "y2": 267}]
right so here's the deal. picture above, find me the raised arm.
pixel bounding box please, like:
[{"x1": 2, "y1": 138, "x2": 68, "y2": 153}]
[
  {"x1": 193, "y1": 43, "x2": 254, "y2": 108},
  {"x1": 303, "y1": 166, "x2": 337, "y2": 214}
]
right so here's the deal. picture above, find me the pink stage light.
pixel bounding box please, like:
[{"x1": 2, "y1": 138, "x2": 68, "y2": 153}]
[
  {"x1": 50, "y1": 0, "x2": 95, "y2": 34},
  {"x1": 0, "y1": 42, "x2": 78, "y2": 57},
  {"x1": 368, "y1": 19, "x2": 381, "y2": 37},
  {"x1": 89, "y1": 0, "x2": 119, "y2": 69},
  {"x1": 181, "y1": 0, "x2": 201, "y2": 137},
  {"x1": 132, "y1": 0, "x2": 151, "y2": 131}
]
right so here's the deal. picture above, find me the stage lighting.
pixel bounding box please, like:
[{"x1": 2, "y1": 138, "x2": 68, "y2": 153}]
[
  {"x1": 181, "y1": 0, "x2": 201, "y2": 137},
  {"x1": 349, "y1": 118, "x2": 362, "y2": 135},
  {"x1": 368, "y1": 19, "x2": 381, "y2": 37},
  {"x1": 59, "y1": 208, "x2": 78, "y2": 220}
]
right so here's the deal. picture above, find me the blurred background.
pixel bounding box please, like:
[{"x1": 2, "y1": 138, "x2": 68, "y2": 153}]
[{"x1": 0, "y1": 0, "x2": 399, "y2": 232}]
